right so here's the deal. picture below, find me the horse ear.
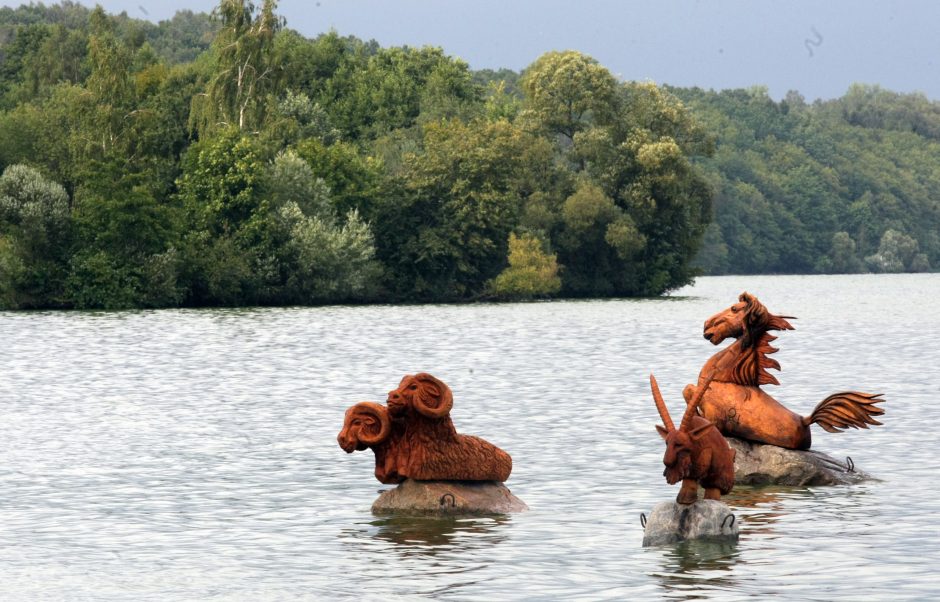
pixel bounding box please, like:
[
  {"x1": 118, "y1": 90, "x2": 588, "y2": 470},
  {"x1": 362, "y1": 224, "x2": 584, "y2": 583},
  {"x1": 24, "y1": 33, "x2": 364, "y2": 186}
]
[{"x1": 655, "y1": 424, "x2": 669, "y2": 439}]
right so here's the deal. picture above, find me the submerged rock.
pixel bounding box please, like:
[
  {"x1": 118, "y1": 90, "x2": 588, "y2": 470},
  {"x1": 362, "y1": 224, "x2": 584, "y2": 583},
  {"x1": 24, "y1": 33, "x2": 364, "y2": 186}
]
[
  {"x1": 642, "y1": 499, "x2": 739, "y2": 546},
  {"x1": 371, "y1": 479, "x2": 528, "y2": 515},
  {"x1": 729, "y1": 437, "x2": 872, "y2": 486}
]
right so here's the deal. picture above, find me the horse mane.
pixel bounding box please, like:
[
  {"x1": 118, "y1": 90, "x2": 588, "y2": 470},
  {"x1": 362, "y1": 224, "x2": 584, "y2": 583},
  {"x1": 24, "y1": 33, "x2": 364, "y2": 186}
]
[{"x1": 727, "y1": 292, "x2": 795, "y2": 386}]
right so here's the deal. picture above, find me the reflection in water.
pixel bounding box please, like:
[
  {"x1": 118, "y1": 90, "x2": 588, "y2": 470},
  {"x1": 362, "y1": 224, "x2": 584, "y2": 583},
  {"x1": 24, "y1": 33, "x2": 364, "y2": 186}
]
[
  {"x1": 724, "y1": 485, "x2": 808, "y2": 535},
  {"x1": 334, "y1": 514, "x2": 512, "y2": 598},
  {"x1": 650, "y1": 539, "x2": 742, "y2": 599},
  {"x1": 341, "y1": 515, "x2": 510, "y2": 558},
  {"x1": 647, "y1": 487, "x2": 818, "y2": 598},
  {"x1": 727, "y1": 484, "x2": 873, "y2": 537}
]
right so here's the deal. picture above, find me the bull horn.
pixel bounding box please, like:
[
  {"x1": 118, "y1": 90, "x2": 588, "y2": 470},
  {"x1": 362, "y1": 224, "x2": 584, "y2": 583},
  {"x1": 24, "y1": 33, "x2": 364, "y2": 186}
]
[
  {"x1": 412, "y1": 373, "x2": 454, "y2": 419},
  {"x1": 680, "y1": 370, "x2": 717, "y2": 432},
  {"x1": 352, "y1": 402, "x2": 391, "y2": 445},
  {"x1": 650, "y1": 374, "x2": 674, "y2": 432}
]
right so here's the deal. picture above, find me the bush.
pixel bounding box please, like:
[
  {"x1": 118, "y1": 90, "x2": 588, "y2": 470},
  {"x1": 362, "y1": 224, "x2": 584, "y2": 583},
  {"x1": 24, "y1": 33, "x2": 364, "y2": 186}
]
[
  {"x1": 0, "y1": 165, "x2": 72, "y2": 307},
  {"x1": 280, "y1": 203, "x2": 381, "y2": 302},
  {"x1": 487, "y1": 233, "x2": 561, "y2": 299}
]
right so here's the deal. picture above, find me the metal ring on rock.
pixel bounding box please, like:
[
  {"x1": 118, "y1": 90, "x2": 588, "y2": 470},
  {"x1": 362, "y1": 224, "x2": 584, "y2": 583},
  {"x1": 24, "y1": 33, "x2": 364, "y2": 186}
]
[
  {"x1": 721, "y1": 513, "x2": 736, "y2": 530},
  {"x1": 846, "y1": 456, "x2": 855, "y2": 473},
  {"x1": 440, "y1": 493, "x2": 456, "y2": 508},
  {"x1": 640, "y1": 513, "x2": 647, "y2": 528}
]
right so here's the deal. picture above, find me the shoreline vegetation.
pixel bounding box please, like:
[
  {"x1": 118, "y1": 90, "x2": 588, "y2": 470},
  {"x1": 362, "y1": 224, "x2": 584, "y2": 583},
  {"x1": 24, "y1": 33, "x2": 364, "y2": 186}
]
[{"x1": 0, "y1": 1, "x2": 936, "y2": 310}]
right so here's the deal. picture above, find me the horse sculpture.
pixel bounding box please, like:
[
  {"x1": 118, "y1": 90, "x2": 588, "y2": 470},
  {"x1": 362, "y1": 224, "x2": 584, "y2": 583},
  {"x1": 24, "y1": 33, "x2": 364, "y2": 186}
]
[{"x1": 683, "y1": 292, "x2": 885, "y2": 450}]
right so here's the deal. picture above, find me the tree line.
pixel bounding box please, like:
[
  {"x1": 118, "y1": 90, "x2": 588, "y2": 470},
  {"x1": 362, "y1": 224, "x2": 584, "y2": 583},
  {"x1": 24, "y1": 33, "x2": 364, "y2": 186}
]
[
  {"x1": 672, "y1": 85, "x2": 940, "y2": 275},
  {"x1": 0, "y1": 2, "x2": 935, "y2": 309},
  {"x1": 0, "y1": 0, "x2": 713, "y2": 308}
]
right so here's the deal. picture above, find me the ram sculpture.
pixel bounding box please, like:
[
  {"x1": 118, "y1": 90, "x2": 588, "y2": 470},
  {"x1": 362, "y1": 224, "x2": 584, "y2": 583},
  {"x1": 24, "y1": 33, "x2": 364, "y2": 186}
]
[
  {"x1": 337, "y1": 401, "x2": 404, "y2": 483},
  {"x1": 337, "y1": 373, "x2": 512, "y2": 483}
]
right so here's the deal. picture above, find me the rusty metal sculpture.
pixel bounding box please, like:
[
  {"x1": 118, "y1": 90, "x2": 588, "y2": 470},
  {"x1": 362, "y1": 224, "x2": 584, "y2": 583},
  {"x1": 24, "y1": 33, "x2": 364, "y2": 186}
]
[
  {"x1": 337, "y1": 373, "x2": 512, "y2": 484},
  {"x1": 684, "y1": 292, "x2": 885, "y2": 450},
  {"x1": 652, "y1": 372, "x2": 736, "y2": 504}
]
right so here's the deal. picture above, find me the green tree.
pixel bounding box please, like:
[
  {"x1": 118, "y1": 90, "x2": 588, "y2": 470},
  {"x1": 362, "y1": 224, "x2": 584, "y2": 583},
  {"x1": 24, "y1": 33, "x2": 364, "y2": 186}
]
[
  {"x1": 191, "y1": 0, "x2": 282, "y2": 135},
  {"x1": 278, "y1": 203, "x2": 381, "y2": 302},
  {"x1": 0, "y1": 164, "x2": 72, "y2": 307},
  {"x1": 265, "y1": 89, "x2": 340, "y2": 145},
  {"x1": 293, "y1": 138, "x2": 380, "y2": 217},
  {"x1": 15, "y1": 23, "x2": 88, "y2": 103},
  {"x1": 520, "y1": 50, "x2": 618, "y2": 141},
  {"x1": 557, "y1": 81, "x2": 712, "y2": 295},
  {"x1": 817, "y1": 231, "x2": 863, "y2": 273},
  {"x1": 66, "y1": 160, "x2": 184, "y2": 309},
  {"x1": 672, "y1": 84, "x2": 940, "y2": 275},
  {"x1": 326, "y1": 45, "x2": 481, "y2": 139},
  {"x1": 487, "y1": 232, "x2": 561, "y2": 299},
  {"x1": 266, "y1": 149, "x2": 331, "y2": 217},
  {"x1": 375, "y1": 118, "x2": 551, "y2": 299},
  {"x1": 865, "y1": 229, "x2": 928, "y2": 273},
  {"x1": 693, "y1": 222, "x2": 730, "y2": 274},
  {"x1": 177, "y1": 127, "x2": 269, "y2": 233},
  {"x1": 84, "y1": 6, "x2": 133, "y2": 154},
  {"x1": 175, "y1": 128, "x2": 276, "y2": 304},
  {"x1": 555, "y1": 179, "x2": 645, "y2": 295}
]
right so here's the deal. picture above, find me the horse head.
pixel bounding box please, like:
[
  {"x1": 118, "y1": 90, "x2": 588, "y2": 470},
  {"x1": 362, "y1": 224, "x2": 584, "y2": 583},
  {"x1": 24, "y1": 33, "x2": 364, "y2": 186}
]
[{"x1": 703, "y1": 292, "x2": 793, "y2": 347}]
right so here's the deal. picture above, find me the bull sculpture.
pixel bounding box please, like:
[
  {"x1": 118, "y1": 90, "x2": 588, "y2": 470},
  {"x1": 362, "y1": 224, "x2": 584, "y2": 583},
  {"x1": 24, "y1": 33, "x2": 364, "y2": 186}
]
[
  {"x1": 652, "y1": 372, "x2": 736, "y2": 504},
  {"x1": 337, "y1": 373, "x2": 512, "y2": 483},
  {"x1": 685, "y1": 292, "x2": 885, "y2": 450}
]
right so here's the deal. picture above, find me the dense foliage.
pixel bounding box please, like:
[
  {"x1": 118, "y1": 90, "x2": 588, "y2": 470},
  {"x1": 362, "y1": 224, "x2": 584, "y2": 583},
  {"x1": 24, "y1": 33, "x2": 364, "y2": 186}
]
[
  {"x1": 0, "y1": 2, "x2": 934, "y2": 309},
  {"x1": 671, "y1": 85, "x2": 940, "y2": 274},
  {"x1": 0, "y1": 1, "x2": 715, "y2": 308}
]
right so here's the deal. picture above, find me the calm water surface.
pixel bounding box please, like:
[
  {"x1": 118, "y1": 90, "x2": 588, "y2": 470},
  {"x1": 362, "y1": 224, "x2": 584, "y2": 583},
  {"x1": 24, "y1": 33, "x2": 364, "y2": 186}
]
[{"x1": 2, "y1": 274, "x2": 938, "y2": 600}]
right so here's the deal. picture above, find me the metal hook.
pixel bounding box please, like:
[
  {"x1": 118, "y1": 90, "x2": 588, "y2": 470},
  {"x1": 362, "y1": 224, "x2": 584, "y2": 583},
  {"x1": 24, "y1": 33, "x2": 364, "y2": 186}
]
[
  {"x1": 721, "y1": 513, "x2": 736, "y2": 530},
  {"x1": 845, "y1": 456, "x2": 855, "y2": 473},
  {"x1": 439, "y1": 493, "x2": 456, "y2": 508},
  {"x1": 640, "y1": 513, "x2": 647, "y2": 528}
]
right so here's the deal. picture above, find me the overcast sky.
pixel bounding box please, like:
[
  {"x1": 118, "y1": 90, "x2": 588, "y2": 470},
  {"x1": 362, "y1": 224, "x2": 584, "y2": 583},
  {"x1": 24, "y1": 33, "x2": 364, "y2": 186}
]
[{"x1": 5, "y1": 0, "x2": 938, "y2": 101}]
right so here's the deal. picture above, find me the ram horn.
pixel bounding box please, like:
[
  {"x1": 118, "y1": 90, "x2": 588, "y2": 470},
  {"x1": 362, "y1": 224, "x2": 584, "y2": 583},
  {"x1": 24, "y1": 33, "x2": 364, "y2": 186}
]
[
  {"x1": 350, "y1": 401, "x2": 392, "y2": 445},
  {"x1": 412, "y1": 373, "x2": 454, "y2": 419}
]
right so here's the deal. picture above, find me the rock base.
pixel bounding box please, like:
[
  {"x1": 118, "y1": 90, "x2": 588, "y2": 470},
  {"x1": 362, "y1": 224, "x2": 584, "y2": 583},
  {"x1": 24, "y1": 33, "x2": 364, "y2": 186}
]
[
  {"x1": 729, "y1": 437, "x2": 872, "y2": 486},
  {"x1": 642, "y1": 500, "x2": 740, "y2": 546},
  {"x1": 372, "y1": 479, "x2": 528, "y2": 515}
]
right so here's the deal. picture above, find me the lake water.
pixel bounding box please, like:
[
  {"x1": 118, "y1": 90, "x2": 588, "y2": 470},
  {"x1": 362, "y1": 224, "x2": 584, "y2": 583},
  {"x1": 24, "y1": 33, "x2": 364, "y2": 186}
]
[{"x1": 2, "y1": 274, "x2": 938, "y2": 600}]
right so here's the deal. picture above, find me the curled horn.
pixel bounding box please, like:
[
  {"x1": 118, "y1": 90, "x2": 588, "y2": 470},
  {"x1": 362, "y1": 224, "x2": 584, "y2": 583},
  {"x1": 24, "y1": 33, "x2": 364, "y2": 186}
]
[
  {"x1": 650, "y1": 374, "x2": 674, "y2": 431},
  {"x1": 412, "y1": 373, "x2": 454, "y2": 419},
  {"x1": 680, "y1": 370, "x2": 717, "y2": 432},
  {"x1": 351, "y1": 402, "x2": 391, "y2": 445}
]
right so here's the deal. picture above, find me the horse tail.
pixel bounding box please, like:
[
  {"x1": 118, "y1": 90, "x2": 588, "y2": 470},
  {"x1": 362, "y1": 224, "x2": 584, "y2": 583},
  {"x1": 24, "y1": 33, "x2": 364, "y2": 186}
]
[{"x1": 803, "y1": 392, "x2": 885, "y2": 432}]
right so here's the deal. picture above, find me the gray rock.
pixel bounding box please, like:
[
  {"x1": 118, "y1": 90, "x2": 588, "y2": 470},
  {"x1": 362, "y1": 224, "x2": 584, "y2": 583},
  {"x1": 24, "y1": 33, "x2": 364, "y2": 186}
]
[
  {"x1": 642, "y1": 500, "x2": 740, "y2": 546},
  {"x1": 371, "y1": 479, "x2": 529, "y2": 516},
  {"x1": 728, "y1": 437, "x2": 872, "y2": 486}
]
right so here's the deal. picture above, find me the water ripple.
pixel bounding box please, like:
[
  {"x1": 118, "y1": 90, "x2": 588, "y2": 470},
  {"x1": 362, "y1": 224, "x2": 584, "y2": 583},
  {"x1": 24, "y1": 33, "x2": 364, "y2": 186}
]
[{"x1": 1, "y1": 274, "x2": 938, "y2": 599}]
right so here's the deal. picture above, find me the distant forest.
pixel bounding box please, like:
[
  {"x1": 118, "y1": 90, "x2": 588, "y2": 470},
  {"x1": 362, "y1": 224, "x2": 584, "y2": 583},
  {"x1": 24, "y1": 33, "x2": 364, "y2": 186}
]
[{"x1": 0, "y1": 1, "x2": 936, "y2": 309}]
